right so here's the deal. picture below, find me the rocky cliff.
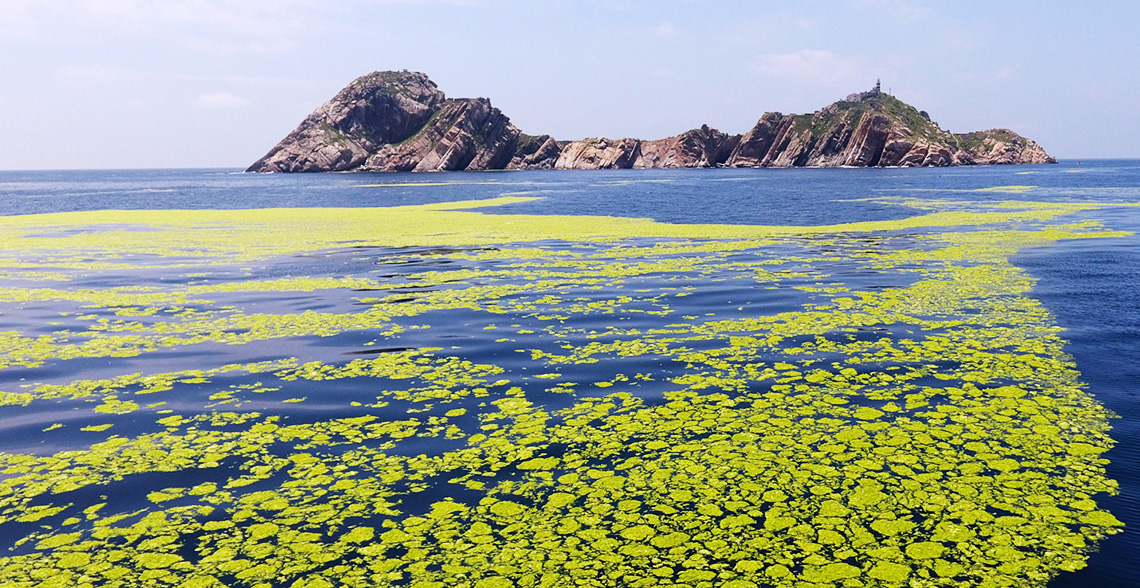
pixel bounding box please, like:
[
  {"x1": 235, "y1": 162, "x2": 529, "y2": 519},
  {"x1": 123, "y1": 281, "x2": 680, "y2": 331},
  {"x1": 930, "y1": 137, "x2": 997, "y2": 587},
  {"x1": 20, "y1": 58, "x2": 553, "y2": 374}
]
[
  {"x1": 248, "y1": 71, "x2": 1055, "y2": 173},
  {"x1": 248, "y1": 71, "x2": 445, "y2": 173},
  {"x1": 359, "y1": 97, "x2": 521, "y2": 172},
  {"x1": 723, "y1": 93, "x2": 971, "y2": 168},
  {"x1": 953, "y1": 129, "x2": 1056, "y2": 165}
]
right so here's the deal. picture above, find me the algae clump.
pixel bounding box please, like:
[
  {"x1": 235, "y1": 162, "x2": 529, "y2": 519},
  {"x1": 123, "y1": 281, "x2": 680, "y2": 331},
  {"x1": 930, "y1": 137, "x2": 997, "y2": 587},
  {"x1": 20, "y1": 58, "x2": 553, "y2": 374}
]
[{"x1": 0, "y1": 196, "x2": 1127, "y2": 588}]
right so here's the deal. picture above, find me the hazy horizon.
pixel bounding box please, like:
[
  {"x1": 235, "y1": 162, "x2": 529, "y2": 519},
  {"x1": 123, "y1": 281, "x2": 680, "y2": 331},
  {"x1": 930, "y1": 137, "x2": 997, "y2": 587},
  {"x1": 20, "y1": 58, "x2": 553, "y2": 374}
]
[
  {"x1": 5, "y1": 157, "x2": 1137, "y2": 174},
  {"x1": 2, "y1": 1, "x2": 1138, "y2": 170}
]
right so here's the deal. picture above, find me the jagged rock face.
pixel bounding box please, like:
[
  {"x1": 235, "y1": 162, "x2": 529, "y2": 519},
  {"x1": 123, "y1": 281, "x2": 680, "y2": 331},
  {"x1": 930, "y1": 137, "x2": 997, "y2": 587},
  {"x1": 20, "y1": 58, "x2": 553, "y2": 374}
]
[
  {"x1": 635, "y1": 126, "x2": 740, "y2": 169},
  {"x1": 545, "y1": 126, "x2": 740, "y2": 170},
  {"x1": 725, "y1": 93, "x2": 975, "y2": 168},
  {"x1": 955, "y1": 129, "x2": 1058, "y2": 164},
  {"x1": 554, "y1": 138, "x2": 642, "y2": 169},
  {"x1": 248, "y1": 73, "x2": 1055, "y2": 173},
  {"x1": 507, "y1": 135, "x2": 562, "y2": 170},
  {"x1": 247, "y1": 72, "x2": 445, "y2": 173},
  {"x1": 362, "y1": 98, "x2": 521, "y2": 172},
  {"x1": 725, "y1": 113, "x2": 792, "y2": 167}
]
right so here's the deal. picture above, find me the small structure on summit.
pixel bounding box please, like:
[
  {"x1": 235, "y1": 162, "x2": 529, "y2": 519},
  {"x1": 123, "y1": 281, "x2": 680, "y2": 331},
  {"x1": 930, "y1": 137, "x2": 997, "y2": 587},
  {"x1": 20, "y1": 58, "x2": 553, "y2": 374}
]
[{"x1": 246, "y1": 70, "x2": 1057, "y2": 172}]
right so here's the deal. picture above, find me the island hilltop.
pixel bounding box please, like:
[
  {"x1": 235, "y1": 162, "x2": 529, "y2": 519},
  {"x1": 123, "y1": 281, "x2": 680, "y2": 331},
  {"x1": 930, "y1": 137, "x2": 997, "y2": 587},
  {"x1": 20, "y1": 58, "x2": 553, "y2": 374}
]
[{"x1": 248, "y1": 72, "x2": 1055, "y2": 173}]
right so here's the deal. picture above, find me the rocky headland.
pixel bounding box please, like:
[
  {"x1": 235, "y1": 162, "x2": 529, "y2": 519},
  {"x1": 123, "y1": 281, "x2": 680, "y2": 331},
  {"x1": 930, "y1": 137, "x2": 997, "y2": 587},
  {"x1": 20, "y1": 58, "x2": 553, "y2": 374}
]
[{"x1": 247, "y1": 71, "x2": 1056, "y2": 173}]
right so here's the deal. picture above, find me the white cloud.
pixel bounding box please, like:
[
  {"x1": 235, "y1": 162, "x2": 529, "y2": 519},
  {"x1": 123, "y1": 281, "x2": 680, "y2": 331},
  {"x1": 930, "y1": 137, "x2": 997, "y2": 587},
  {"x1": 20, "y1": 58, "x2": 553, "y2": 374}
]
[
  {"x1": 949, "y1": 65, "x2": 1019, "y2": 86},
  {"x1": 0, "y1": 0, "x2": 38, "y2": 40},
  {"x1": 196, "y1": 73, "x2": 329, "y2": 89},
  {"x1": 7, "y1": 0, "x2": 476, "y2": 54},
  {"x1": 654, "y1": 22, "x2": 676, "y2": 37},
  {"x1": 74, "y1": 0, "x2": 307, "y2": 36},
  {"x1": 751, "y1": 49, "x2": 865, "y2": 86},
  {"x1": 992, "y1": 65, "x2": 1015, "y2": 81},
  {"x1": 848, "y1": 0, "x2": 932, "y2": 23},
  {"x1": 51, "y1": 65, "x2": 324, "y2": 91},
  {"x1": 2, "y1": 0, "x2": 317, "y2": 54},
  {"x1": 793, "y1": 17, "x2": 818, "y2": 31},
  {"x1": 53, "y1": 65, "x2": 143, "y2": 85},
  {"x1": 196, "y1": 92, "x2": 250, "y2": 109},
  {"x1": 1079, "y1": 81, "x2": 1140, "y2": 109},
  {"x1": 944, "y1": 32, "x2": 978, "y2": 51}
]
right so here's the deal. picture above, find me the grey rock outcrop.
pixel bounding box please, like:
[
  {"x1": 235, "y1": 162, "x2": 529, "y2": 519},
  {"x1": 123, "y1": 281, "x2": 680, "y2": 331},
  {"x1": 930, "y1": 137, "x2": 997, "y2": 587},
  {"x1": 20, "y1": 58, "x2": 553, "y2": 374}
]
[
  {"x1": 526, "y1": 126, "x2": 739, "y2": 170},
  {"x1": 508, "y1": 134, "x2": 562, "y2": 170},
  {"x1": 554, "y1": 138, "x2": 641, "y2": 170},
  {"x1": 635, "y1": 126, "x2": 740, "y2": 169},
  {"x1": 720, "y1": 91, "x2": 1014, "y2": 168},
  {"x1": 361, "y1": 98, "x2": 520, "y2": 172},
  {"x1": 248, "y1": 71, "x2": 445, "y2": 173},
  {"x1": 954, "y1": 129, "x2": 1057, "y2": 165},
  {"x1": 247, "y1": 72, "x2": 1055, "y2": 173}
]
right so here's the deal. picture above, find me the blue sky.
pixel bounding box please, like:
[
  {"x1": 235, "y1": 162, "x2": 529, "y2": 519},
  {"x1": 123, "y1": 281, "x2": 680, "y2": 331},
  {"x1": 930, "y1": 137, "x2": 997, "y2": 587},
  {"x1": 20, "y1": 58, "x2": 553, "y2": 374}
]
[{"x1": 1, "y1": 1, "x2": 1137, "y2": 169}]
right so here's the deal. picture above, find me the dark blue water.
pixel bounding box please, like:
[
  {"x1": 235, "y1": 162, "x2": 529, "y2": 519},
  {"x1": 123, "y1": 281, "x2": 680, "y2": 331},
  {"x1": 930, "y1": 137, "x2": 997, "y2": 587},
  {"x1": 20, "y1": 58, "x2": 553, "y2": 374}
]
[
  {"x1": 3, "y1": 161, "x2": 1138, "y2": 222},
  {"x1": 1, "y1": 160, "x2": 1138, "y2": 586},
  {"x1": 1017, "y1": 205, "x2": 1140, "y2": 588}
]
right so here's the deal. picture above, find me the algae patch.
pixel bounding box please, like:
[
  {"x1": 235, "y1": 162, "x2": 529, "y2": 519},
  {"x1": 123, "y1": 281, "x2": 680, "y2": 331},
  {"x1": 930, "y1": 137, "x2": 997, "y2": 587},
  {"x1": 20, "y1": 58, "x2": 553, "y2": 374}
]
[{"x1": 0, "y1": 197, "x2": 1127, "y2": 588}]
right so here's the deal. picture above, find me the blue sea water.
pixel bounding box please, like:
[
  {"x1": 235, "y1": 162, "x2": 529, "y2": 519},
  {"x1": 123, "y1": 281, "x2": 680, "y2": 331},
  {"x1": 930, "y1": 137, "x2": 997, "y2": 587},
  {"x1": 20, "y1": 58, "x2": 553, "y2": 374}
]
[{"x1": 0, "y1": 160, "x2": 1138, "y2": 586}]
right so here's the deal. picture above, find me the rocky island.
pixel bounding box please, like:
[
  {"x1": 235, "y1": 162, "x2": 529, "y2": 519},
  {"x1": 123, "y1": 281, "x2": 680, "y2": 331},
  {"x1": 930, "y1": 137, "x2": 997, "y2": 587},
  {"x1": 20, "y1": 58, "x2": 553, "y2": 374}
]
[{"x1": 247, "y1": 71, "x2": 1055, "y2": 173}]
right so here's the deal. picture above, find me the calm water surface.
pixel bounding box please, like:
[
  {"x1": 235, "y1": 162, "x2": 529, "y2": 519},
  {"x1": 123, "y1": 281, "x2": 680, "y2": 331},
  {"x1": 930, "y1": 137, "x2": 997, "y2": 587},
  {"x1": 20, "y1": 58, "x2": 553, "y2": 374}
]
[{"x1": 0, "y1": 161, "x2": 1137, "y2": 587}]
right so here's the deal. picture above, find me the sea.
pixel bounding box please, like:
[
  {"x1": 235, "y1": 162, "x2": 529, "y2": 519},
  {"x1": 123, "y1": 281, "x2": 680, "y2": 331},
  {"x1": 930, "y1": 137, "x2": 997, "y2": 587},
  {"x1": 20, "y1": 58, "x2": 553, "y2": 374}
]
[{"x1": 0, "y1": 161, "x2": 1136, "y2": 587}]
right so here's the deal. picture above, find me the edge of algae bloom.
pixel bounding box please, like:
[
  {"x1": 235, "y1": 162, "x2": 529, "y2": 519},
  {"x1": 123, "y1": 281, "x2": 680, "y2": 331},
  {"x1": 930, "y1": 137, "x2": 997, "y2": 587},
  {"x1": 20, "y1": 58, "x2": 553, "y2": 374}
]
[
  {"x1": 0, "y1": 196, "x2": 1129, "y2": 588},
  {"x1": 0, "y1": 196, "x2": 1117, "y2": 265}
]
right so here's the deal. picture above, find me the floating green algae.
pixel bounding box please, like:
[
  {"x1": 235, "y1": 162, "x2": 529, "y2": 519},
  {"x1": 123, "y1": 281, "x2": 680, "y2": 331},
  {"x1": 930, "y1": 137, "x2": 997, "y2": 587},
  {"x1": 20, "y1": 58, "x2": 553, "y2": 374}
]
[{"x1": 0, "y1": 197, "x2": 1130, "y2": 587}]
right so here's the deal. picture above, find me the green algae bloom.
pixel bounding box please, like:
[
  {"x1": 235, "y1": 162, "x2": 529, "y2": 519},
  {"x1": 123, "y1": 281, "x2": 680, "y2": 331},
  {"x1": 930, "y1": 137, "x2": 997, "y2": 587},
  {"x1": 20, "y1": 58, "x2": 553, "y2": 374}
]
[{"x1": 0, "y1": 196, "x2": 1129, "y2": 587}]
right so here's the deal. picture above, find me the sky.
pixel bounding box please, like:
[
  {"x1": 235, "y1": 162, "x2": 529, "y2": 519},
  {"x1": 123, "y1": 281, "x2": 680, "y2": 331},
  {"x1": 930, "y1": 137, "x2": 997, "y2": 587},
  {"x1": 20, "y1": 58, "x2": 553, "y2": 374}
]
[{"x1": 1, "y1": 0, "x2": 1138, "y2": 169}]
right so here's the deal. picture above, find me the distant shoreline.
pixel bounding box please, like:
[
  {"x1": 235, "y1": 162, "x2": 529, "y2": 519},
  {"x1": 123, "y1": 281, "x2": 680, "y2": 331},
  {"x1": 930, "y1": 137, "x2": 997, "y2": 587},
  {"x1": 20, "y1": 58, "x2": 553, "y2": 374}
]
[
  {"x1": 13, "y1": 160, "x2": 1140, "y2": 175},
  {"x1": 247, "y1": 71, "x2": 1057, "y2": 174}
]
